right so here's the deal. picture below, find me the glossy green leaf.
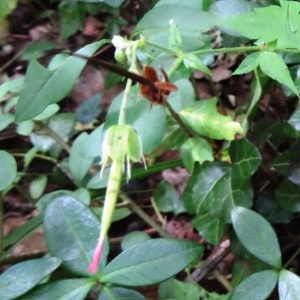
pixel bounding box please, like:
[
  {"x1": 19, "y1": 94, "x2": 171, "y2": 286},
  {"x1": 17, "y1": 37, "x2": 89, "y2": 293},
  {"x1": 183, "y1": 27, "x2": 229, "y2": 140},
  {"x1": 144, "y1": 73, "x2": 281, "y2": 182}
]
[
  {"x1": 169, "y1": 79, "x2": 195, "y2": 112},
  {"x1": 101, "y1": 238, "x2": 203, "y2": 286},
  {"x1": 231, "y1": 206, "x2": 282, "y2": 268},
  {"x1": 278, "y1": 269, "x2": 300, "y2": 300},
  {"x1": 192, "y1": 213, "x2": 226, "y2": 245},
  {"x1": 0, "y1": 150, "x2": 17, "y2": 191},
  {"x1": 221, "y1": 1, "x2": 300, "y2": 48},
  {"x1": 271, "y1": 142, "x2": 300, "y2": 176},
  {"x1": 0, "y1": 113, "x2": 14, "y2": 132},
  {"x1": 99, "y1": 286, "x2": 145, "y2": 300},
  {"x1": 229, "y1": 138, "x2": 261, "y2": 207},
  {"x1": 183, "y1": 139, "x2": 259, "y2": 244},
  {"x1": 276, "y1": 179, "x2": 300, "y2": 212},
  {"x1": 232, "y1": 52, "x2": 260, "y2": 75},
  {"x1": 0, "y1": 76, "x2": 23, "y2": 100},
  {"x1": 69, "y1": 132, "x2": 95, "y2": 186},
  {"x1": 259, "y1": 52, "x2": 298, "y2": 96},
  {"x1": 159, "y1": 278, "x2": 210, "y2": 300},
  {"x1": 104, "y1": 87, "x2": 167, "y2": 154},
  {"x1": 179, "y1": 98, "x2": 243, "y2": 140},
  {"x1": 76, "y1": 93, "x2": 102, "y2": 124},
  {"x1": 180, "y1": 137, "x2": 213, "y2": 172},
  {"x1": 29, "y1": 175, "x2": 48, "y2": 199},
  {"x1": 288, "y1": 104, "x2": 300, "y2": 132},
  {"x1": 255, "y1": 192, "x2": 292, "y2": 223},
  {"x1": 133, "y1": 4, "x2": 215, "y2": 52},
  {"x1": 20, "y1": 279, "x2": 94, "y2": 300},
  {"x1": 154, "y1": 180, "x2": 185, "y2": 215},
  {"x1": 17, "y1": 120, "x2": 34, "y2": 136},
  {"x1": 0, "y1": 257, "x2": 61, "y2": 300},
  {"x1": 183, "y1": 53, "x2": 212, "y2": 76},
  {"x1": 21, "y1": 41, "x2": 55, "y2": 61},
  {"x1": 121, "y1": 231, "x2": 151, "y2": 251},
  {"x1": 0, "y1": 0, "x2": 17, "y2": 19},
  {"x1": 30, "y1": 113, "x2": 76, "y2": 152},
  {"x1": 33, "y1": 104, "x2": 60, "y2": 121},
  {"x1": 44, "y1": 195, "x2": 109, "y2": 276},
  {"x1": 229, "y1": 270, "x2": 278, "y2": 300},
  {"x1": 15, "y1": 40, "x2": 109, "y2": 121},
  {"x1": 210, "y1": 0, "x2": 254, "y2": 36}
]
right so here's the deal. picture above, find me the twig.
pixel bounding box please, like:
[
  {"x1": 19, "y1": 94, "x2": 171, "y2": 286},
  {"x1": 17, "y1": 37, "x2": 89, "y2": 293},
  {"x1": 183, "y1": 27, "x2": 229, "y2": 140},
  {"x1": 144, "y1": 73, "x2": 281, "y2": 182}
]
[
  {"x1": 119, "y1": 193, "x2": 172, "y2": 238},
  {"x1": 185, "y1": 246, "x2": 231, "y2": 283}
]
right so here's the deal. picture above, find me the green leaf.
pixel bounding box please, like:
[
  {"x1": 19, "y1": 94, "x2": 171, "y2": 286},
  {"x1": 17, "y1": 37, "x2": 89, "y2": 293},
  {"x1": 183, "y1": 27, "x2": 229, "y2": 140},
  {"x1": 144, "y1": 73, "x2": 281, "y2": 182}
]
[
  {"x1": 0, "y1": 257, "x2": 61, "y2": 300},
  {"x1": 231, "y1": 206, "x2": 282, "y2": 268},
  {"x1": 221, "y1": 1, "x2": 300, "y2": 48},
  {"x1": 76, "y1": 93, "x2": 102, "y2": 124},
  {"x1": 159, "y1": 278, "x2": 212, "y2": 300},
  {"x1": 101, "y1": 238, "x2": 203, "y2": 286},
  {"x1": 210, "y1": 0, "x2": 254, "y2": 37},
  {"x1": 180, "y1": 137, "x2": 213, "y2": 172},
  {"x1": 133, "y1": 4, "x2": 215, "y2": 52},
  {"x1": 184, "y1": 53, "x2": 212, "y2": 76},
  {"x1": 232, "y1": 52, "x2": 260, "y2": 75},
  {"x1": 0, "y1": 150, "x2": 17, "y2": 191},
  {"x1": 154, "y1": 180, "x2": 186, "y2": 215},
  {"x1": 229, "y1": 138, "x2": 261, "y2": 207},
  {"x1": 30, "y1": 113, "x2": 76, "y2": 152},
  {"x1": 99, "y1": 286, "x2": 145, "y2": 300},
  {"x1": 183, "y1": 139, "x2": 259, "y2": 244},
  {"x1": 17, "y1": 120, "x2": 35, "y2": 136},
  {"x1": 229, "y1": 270, "x2": 278, "y2": 300},
  {"x1": 179, "y1": 98, "x2": 243, "y2": 140},
  {"x1": 259, "y1": 52, "x2": 298, "y2": 96},
  {"x1": 192, "y1": 213, "x2": 226, "y2": 245},
  {"x1": 278, "y1": 269, "x2": 300, "y2": 300},
  {"x1": 0, "y1": 0, "x2": 17, "y2": 19},
  {"x1": 255, "y1": 192, "x2": 292, "y2": 224},
  {"x1": 121, "y1": 231, "x2": 151, "y2": 251},
  {"x1": 29, "y1": 175, "x2": 48, "y2": 199},
  {"x1": 69, "y1": 132, "x2": 95, "y2": 186},
  {"x1": 0, "y1": 76, "x2": 23, "y2": 100},
  {"x1": 21, "y1": 41, "x2": 55, "y2": 61},
  {"x1": 169, "y1": 79, "x2": 195, "y2": 113},
  {"x1": 15, "y1": 40, "x2": 109, "y2": 121},
  {"x1": 288, "y1": 104, "x2": 300, "y2": 132},
  {"x1": 20, "y1": 279, "x2": 94, "y2": 300},
  {"x1": 44, "y1": 195, "x2": 109, "y2": 276},
  {"x1": 276, "y1": 179, "x2": 300, "y2": 212},
  {"x1": 0, "y1": 113, "x2": 14, "y2": 132}
]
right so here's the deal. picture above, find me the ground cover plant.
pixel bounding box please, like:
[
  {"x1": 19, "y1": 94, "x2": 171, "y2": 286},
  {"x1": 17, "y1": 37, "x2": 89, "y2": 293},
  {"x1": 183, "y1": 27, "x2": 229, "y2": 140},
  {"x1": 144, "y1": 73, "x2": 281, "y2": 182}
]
[{"x1": 1, "y1": 0, "x2": 300, "y2": 299}]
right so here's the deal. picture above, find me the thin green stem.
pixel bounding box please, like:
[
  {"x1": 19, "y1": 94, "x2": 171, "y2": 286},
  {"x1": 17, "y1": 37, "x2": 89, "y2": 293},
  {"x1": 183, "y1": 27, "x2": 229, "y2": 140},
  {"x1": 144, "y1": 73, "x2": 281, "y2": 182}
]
[
  {"x1": 35, "y1": 121, "x2": 71, "y2": 153},
  {"x1": 118, "y1": 78, "x2": 133, "y2": 125},
  {"x1": 118, "y1": 42, "x2": 139, "y2": 125},
  {"x1": 167, "y1": 55, "x2": 184, "y2": 78},
  {"x1": 283, "y1": 247, "x2": 300, "y2": 269},
  {"x1": 190, "y1": 45, "x2": 262, "y2": 56},
  {"x1": 145, "y1": 41, "x2": 178, "y2": 55}
]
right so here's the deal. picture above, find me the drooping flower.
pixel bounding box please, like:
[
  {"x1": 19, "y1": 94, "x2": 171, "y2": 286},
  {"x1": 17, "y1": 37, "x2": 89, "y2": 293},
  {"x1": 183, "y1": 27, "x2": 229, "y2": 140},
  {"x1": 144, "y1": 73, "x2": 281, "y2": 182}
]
[{"x1": 88, "y1": 125, "x2": 145, "y2": 273}]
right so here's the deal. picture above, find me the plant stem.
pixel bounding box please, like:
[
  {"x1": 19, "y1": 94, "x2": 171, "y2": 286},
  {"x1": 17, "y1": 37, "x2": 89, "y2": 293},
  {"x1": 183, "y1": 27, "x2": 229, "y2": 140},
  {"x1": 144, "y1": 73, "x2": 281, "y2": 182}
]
[
  {"x1": 283, "y1": 247, "x2": 300, "y2": 269},
  {"x1": 35, "y1": 121, "x2": 71, "y2": 153},
  {"x1": 164, "y1": 100, "x2": 195, "y2": 137},
  {"x1": 120, "y1": 193, "x2": 172, "y2": 238},
  {"x1": 0, "y1": 192, "x2": 3, "y2": 255}
]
